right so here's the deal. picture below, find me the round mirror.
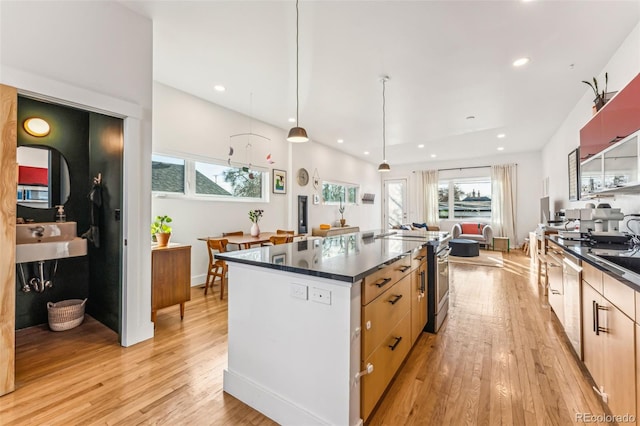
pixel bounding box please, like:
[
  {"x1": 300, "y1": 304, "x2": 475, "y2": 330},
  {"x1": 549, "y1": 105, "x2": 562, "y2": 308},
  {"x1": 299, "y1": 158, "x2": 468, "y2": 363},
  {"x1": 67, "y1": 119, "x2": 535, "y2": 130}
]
[{"x1": 17, "y1": 145, "x2": 70, "y2": 209}]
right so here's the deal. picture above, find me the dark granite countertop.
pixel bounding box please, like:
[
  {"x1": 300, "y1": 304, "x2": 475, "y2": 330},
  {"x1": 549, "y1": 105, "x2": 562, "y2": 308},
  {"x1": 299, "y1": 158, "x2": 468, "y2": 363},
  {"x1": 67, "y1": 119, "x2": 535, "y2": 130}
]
[
  {"x1": 215, "y1": 229, "x2": 449, "y2": 284},
  {"x1": 548, "y1": 235, "x2": 640, "y2": 292}
]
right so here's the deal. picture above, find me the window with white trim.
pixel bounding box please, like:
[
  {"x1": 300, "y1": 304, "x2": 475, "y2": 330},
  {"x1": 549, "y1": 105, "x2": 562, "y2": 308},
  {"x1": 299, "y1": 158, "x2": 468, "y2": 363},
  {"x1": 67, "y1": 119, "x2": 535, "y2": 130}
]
[
  {"x1": 322, "y1": 181, "x2": 359, "y2": 204},
  {"x1": 439, "y1": 177, "x2": 491, "y2": 219},
  {"x1": 152, "y1": 153, "x2": 268, "y2": 201}
]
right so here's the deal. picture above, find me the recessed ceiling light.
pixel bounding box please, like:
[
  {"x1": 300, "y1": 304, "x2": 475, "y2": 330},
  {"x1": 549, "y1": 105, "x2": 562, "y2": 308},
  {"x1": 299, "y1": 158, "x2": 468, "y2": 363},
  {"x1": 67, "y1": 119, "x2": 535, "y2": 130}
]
[
  {"x1": 513, "y1": 57, "x2": 530, "y2": 67},
  {"x1": 418, "y1": 144, "x2": 424, "y2": 148},
  {"x1": 288, "y1": 117, "x2": 296, "y2": 123},
  {"x1": 497, "y1": 133, "x2": 506, "y2": 138},
  {"x1": 214, "y1": 85, "x2": 226, "y2": 92},
  {"x1": 497, "y1": 147, "x2": 505, "y2": 151},
  {"x1": 364, "y1": 151, "x2": 370, "y2": 155},
  {"x1": 466, "y1": 115, "x2": 475, "y2": 120},
  {"x1": 337, "y1": 139, "x2": 344, "y2": 144},
  {"x1": 430, "y1": 154, "x2": 437, "y2": 158}
]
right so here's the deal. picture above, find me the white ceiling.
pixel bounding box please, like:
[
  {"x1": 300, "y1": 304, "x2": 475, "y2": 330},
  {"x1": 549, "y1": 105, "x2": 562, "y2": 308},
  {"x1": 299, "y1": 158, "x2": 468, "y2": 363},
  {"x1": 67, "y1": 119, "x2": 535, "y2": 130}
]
[{"x1": 123, "y1": 0, "x2": 640, "y2": 167}]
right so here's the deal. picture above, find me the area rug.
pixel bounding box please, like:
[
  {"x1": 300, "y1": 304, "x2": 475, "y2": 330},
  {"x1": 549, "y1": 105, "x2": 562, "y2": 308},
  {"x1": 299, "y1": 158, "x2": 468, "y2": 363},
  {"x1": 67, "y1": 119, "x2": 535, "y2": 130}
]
[{"x1": 449, "y1": 250, "x2": 504, "y2": 267}]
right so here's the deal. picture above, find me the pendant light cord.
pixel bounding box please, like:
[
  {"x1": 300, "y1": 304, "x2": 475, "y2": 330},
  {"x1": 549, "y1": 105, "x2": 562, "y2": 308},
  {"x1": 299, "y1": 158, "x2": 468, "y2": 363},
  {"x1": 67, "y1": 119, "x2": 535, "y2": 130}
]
[
  {"x1": 382, "y1": 78, "x2": 386, "y2": 162},
  {"x1": 295, "y1": 0, "x2": 300, "y2": 125}
]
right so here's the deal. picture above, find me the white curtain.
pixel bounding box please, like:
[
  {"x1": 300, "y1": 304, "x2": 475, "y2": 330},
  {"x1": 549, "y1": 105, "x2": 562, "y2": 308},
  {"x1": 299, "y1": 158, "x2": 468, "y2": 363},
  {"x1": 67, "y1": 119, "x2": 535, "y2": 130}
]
[
  {"x1": 421, "y1": 170, "x2": 439, "y2": 226},
  {"x1": 491, "y1": 164, "x2": 517, "y2": 243}
]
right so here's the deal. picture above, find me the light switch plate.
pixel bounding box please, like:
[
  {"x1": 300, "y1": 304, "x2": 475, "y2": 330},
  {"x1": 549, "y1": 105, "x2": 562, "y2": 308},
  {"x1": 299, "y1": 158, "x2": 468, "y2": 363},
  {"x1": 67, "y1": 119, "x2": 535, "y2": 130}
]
[{"x1": 290, "y1": 283, "x2": 308, "y2": 300}]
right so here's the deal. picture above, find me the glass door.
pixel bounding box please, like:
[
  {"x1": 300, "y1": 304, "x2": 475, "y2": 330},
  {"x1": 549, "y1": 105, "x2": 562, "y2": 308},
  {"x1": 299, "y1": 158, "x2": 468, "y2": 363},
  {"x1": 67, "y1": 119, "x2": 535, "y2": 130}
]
[{"x1": 383, "y1": 178, "x2": 407, "y2": 228}]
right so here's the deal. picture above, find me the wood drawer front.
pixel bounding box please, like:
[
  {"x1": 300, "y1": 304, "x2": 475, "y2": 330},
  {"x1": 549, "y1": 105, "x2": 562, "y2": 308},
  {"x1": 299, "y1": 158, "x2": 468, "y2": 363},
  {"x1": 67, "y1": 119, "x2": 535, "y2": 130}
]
[
  {"x1": 362, "y1": 274, "x2": 411, "y2": 359},
  {"x1": 603, "y1": 273, "x2": 635, "y2": 319},
  {"x1": 582, "y1": 261, "x2": 603, "y2": 294},
  {"x1": 361, "y1": 312, "x2": 412, "y2": 421},
  {"x1": 636, "y1": 293, "x2": 640, "y2": 324},
  {"x1": 362, "y1": 255, "x2": 412, "y2": 305},
  {"x1": 411, "y1": 247, "x2": 427, "y2": 271}
]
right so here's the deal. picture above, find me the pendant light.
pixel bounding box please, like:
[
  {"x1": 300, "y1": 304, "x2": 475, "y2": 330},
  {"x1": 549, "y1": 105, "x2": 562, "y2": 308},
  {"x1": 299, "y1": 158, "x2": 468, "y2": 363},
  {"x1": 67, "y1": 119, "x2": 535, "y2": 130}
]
[
  {"x1": 287, "y1": 0, "x2": 309, "y2": 143},
  {"x1": 378, "y1": 76, "x2": 391, "y2": 172}
]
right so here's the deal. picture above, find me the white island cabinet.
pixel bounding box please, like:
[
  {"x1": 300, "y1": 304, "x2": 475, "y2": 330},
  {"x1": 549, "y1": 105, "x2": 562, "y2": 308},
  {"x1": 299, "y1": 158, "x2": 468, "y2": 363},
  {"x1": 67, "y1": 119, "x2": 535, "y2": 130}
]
[{"x1": 224, "y1": 263, "x2": 362, "y2": 425}]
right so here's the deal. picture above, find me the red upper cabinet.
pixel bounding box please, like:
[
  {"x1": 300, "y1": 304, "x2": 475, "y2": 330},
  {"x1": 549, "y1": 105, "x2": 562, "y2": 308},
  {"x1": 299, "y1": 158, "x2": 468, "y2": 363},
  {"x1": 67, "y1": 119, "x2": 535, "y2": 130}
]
[{"x1": 580, "y1": 73, "x2": 640, "y2": 161}]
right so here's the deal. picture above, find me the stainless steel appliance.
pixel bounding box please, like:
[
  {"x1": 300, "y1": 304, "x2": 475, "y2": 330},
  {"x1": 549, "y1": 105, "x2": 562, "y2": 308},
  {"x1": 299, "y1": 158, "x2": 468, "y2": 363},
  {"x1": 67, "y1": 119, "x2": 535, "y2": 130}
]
[
  {"x1": 426, "y1": 237, "x2": 451, "y2": 333},
  {"x1": 562, "y1": 252, "x2": 582, "y2": 357}
]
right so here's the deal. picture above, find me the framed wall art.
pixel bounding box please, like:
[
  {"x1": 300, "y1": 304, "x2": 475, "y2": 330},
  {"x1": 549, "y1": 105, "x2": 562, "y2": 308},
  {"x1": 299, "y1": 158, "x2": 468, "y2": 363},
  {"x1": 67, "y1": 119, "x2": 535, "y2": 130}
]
[{"x1": 272, "y1": 169, "x2": 287, "y2": 194}]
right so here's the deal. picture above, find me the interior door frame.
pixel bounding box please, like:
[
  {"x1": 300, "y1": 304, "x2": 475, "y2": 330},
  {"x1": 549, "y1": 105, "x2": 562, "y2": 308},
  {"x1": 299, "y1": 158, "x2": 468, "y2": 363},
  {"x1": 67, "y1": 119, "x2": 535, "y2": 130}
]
[
  {"x1": 2, "y1": 66, "x2": 154, "y2": 349},
  {"x1": 383, "y1": 177, "x2": 408, "y2": 229}
]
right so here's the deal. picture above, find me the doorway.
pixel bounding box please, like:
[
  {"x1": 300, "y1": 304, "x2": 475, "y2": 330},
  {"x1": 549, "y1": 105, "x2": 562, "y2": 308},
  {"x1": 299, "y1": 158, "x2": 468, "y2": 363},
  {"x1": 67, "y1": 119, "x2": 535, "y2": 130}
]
[{"x1": 383, "y1": 178, "x2": 408, "y2": 228}]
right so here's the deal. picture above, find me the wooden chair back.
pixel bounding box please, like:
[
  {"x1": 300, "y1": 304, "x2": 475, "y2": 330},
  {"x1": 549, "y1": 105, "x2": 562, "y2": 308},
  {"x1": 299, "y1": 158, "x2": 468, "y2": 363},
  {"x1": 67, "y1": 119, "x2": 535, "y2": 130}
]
[
  {"x1": 222, "y1": 231, "x2": 243, "y2": 237},
  {"x1": 269, "y1": 235, "x2": 293, "y2": 245},
  {"x1": 276, "y1": 229, "x2": 295, "y2": 235},
  {"x1": 206, "y1": 238, "x2": 228, "y2": 299},
  {"x1": 207, "y1": 238, "x2": 228, "y2": 257}
]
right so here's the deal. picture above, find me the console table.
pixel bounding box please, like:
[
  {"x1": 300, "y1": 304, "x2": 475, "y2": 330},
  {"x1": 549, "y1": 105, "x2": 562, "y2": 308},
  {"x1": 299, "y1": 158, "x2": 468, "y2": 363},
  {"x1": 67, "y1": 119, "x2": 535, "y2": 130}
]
[{"x1": 151, "y1": 243, "x2": 191, "y2": 322}]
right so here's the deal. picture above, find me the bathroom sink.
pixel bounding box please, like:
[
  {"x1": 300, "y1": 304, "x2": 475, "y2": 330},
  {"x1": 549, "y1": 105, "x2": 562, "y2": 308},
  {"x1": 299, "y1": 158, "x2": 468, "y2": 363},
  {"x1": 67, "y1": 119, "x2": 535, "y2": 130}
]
[{"x1": 15, "y1": 222, "x2": 87, "y2": 263}]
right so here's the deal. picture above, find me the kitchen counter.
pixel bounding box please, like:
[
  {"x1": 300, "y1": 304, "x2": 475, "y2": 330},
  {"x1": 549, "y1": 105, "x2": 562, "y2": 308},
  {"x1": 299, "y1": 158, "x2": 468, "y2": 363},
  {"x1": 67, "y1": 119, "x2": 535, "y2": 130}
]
[
  {"x1": 216, "y1": 229, "x2": 447, "y2": 283},
  {"x1": 220, "y1": 229, "x2": 448, "y2": 425},
  {"x1": 549, "y1": 235, "x2": 640, "y2": 291}
]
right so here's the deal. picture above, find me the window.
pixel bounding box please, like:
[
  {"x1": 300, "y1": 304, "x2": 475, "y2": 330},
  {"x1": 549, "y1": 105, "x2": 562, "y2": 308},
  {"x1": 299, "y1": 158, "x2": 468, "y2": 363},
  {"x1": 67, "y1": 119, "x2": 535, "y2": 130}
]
[
  {"x1": 322, "y1": 181, "x2": 359, "y2": 204},
  {"x1": 439, "y1": 178, "x2": 491, "y2": 219},
  {"x1": 152, "y1": 153, "x2": 267, "y2": 201},
  {"x1": 195, "y1": 161, "x2": 262, "y2": 198},
  {"x1": 152, "y1": 155, "x2": 185, "y2": 194}
]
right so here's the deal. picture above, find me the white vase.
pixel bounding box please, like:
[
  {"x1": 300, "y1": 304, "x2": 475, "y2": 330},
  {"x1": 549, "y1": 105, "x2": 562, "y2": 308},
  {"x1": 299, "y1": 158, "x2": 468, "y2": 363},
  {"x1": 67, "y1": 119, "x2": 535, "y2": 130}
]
[{"x1": 250, "y1": 222, "x2": 260, "y2": 237}]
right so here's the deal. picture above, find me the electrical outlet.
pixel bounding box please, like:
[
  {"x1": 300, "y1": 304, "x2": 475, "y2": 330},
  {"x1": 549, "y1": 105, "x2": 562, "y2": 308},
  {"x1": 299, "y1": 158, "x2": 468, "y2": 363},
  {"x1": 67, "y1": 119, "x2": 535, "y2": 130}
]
[
  {"x1": 310, "y1": 287, "x2": 331, "y2": 305},
  {"x1": 290, "y1": 283, "x2": 308, "y2": 300}
]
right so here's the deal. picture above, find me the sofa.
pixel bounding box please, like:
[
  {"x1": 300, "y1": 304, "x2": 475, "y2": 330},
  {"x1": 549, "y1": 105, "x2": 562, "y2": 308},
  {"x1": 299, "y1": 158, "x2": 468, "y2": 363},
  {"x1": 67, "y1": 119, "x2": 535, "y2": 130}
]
[
  {"x1": 392, "y1": 223, "x2": 440, "y2": 231},
  {"x1": 451, "y1": 222, "x2": 493, "y2": 248}
]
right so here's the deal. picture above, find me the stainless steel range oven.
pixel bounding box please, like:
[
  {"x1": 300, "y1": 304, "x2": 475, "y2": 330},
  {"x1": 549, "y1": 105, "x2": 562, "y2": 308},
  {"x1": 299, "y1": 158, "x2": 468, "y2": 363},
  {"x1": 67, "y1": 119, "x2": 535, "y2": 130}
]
[{"x1": 426, "y1": 236, "x2": 451, "y2": 333}]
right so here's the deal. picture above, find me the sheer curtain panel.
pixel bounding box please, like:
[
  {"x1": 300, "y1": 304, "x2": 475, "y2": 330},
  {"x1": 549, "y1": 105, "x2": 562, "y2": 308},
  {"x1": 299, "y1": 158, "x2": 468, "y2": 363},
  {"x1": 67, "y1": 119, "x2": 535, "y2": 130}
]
[
  {"x1": 422, "y1": 170, "x2": 439, "y2": 226},
  {"x1": 491, "y1": 164, "x2": 517, "y2": 244}
]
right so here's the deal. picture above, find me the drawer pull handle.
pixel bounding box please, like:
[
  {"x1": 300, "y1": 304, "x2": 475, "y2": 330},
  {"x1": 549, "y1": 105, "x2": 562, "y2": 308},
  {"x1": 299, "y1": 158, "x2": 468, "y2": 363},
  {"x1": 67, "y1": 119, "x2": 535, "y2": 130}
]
[
  {"x1": 389, "y1": 336, "x2": 402, "y2": 351},
  {"x1": 388, "y1": 294, "x2": 403, "y2": 305},
  {"x1": 398, "y1": 265, "x2": 411, "y2": 273},
  {"x1": 375, "y1": 278, "x2": 392, "y2": 288},
  {"x1": 595, "y1": 302, "x2": 608, "y2": 335},
  {"x1": 415, "y1": 255, "x2": 426, "y2": 261}
]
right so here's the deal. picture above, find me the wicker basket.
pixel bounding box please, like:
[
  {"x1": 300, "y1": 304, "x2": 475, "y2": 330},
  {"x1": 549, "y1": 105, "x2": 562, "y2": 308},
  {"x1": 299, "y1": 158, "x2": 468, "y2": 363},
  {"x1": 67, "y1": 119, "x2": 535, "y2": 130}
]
[{"x1": 47, "y1": 298, "x2": 87, "y2": 332}]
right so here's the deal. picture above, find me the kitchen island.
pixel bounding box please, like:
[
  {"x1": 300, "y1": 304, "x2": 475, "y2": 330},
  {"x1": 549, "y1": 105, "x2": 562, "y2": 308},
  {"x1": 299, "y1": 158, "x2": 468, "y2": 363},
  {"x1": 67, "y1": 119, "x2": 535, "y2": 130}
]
[{"x1": 216, "y1": 230, "x2": 447, "y2": 425}]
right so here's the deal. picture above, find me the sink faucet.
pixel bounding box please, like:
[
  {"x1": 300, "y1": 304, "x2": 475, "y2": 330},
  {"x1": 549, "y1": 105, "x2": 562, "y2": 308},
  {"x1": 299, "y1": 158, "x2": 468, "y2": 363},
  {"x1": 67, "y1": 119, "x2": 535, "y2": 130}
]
[{"x1": 30, "y1": 225, "x2": 45, "y2": 238}]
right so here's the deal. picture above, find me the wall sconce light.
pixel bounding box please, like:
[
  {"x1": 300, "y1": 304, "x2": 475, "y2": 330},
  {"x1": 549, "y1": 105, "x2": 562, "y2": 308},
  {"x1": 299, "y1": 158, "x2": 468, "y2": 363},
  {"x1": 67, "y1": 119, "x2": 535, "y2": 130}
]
[{"x1": 24, "y1": 117, "x2": 50, "y2": 137}]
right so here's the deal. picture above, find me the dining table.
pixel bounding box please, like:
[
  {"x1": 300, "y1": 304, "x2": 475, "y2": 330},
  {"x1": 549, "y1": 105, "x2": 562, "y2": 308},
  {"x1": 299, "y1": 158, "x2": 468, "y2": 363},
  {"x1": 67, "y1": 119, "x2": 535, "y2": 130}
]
[{"x1": 198, "y1": 232, "x2": 291, "y2": 250}]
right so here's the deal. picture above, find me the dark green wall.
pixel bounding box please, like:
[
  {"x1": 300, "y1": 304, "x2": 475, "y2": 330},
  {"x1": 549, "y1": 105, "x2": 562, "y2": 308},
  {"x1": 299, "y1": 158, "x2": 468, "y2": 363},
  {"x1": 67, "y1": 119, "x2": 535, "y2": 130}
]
[
  {"x1": 16, "y1": 97, "x2": 122, "y2": 333},
  {"x1": 87, "y1": 114, "x2": 123, "y2": 334}
]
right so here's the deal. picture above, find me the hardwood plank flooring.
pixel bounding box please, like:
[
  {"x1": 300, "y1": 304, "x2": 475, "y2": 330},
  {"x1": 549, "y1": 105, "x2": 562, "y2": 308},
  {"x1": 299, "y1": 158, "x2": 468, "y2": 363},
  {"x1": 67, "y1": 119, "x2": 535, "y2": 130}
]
[{"x1": 0, "y1": 251, "x2": 609, "y2": 425}]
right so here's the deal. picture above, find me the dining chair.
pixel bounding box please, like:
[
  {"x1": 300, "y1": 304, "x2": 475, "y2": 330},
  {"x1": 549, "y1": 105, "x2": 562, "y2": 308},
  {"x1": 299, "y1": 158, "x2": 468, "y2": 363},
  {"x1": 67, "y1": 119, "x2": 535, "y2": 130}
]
[
  {"x1": 276, "y1": 229, "x2": 295, "y2": 235},
  {"x1": 269, "y1": 235, "x2": 293, "y2": 245},
  {"x1": 206, "y1": 238, "x2": 228, "y2": 299},
  {"x1": 222, "y1": 230, "x2": 244, "y2": 251}
]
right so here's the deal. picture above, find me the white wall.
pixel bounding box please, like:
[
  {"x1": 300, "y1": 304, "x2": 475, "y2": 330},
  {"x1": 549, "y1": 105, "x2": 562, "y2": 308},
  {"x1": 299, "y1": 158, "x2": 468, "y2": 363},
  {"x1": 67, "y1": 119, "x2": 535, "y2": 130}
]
[
  {"x1": 542, "y1": 22, "x2": 640, "y2": 225},
  {"x1": 292, "y1": 141, "x2": 382, "y2": 231},
  {"x1": 153, "y1": 82, "x2": 382, "y2": 285},
  {"x1": 387, "y1": 151, "x2": 543, "y2": 246},
  {"x1": 1, "y1": 1, "x2": 153, "y2": 346}
]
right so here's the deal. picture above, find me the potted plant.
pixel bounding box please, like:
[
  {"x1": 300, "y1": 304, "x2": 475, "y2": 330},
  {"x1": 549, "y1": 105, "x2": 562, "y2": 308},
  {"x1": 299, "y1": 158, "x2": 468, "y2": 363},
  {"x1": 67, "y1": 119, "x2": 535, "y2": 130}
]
[
  {"x1": 151, "y1": 215, "x2": 173, "y2": 247},
  {"x1": 582, "y1": 72, "x2": 614, "y2": 112},
  {"x1": 339, "y1": 197, "x2": 346, "y2": 227},
  {"x1": 248, "y1": 209, "x2": 264, "y2": 237}
]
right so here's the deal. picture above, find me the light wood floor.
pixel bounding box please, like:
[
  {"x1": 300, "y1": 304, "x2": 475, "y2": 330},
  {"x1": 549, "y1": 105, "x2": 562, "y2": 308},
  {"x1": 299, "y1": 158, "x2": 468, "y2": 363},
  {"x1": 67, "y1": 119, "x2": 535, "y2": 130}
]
[{"x1": 1, "y1": 251, "x2": 608, "y2": 425}]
